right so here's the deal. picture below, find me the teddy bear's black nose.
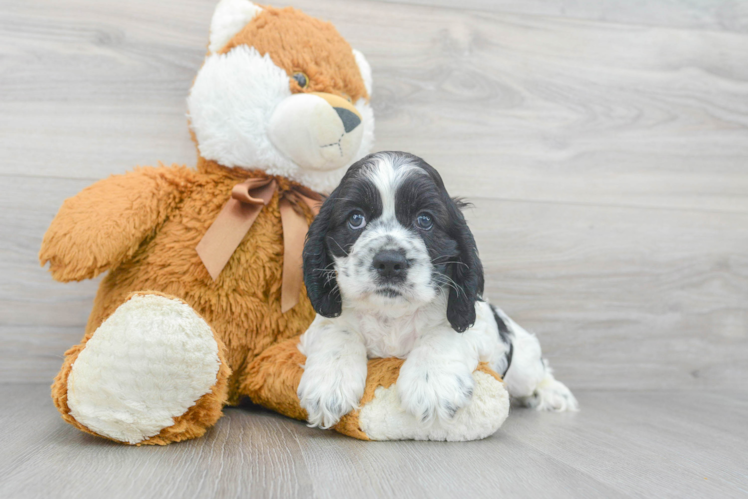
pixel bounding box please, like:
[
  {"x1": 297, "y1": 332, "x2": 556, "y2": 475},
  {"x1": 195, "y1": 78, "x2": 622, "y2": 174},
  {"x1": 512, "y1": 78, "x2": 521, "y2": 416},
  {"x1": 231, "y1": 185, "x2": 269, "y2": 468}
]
[
  {"x1": 334, "y1": 107, "x2": 361, "y2": 133},
  {"x1": 372, "y1": 250, "x2": 409, "y2": 282}
]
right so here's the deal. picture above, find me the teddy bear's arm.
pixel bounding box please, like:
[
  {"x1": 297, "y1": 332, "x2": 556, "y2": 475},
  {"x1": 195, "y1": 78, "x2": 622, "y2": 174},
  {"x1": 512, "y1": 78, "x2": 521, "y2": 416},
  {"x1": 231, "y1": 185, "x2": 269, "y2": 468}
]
[{"x1": 39, "y1": 165, "x2": 196, "y2": 282}]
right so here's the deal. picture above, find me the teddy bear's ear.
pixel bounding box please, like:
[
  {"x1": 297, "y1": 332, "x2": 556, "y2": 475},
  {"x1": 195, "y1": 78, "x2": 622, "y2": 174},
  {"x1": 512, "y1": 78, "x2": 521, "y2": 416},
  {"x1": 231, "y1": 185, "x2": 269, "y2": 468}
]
[
  {"x1": 208, "y1": 0, "x2": 263, "y2": 54},
  {"x1": 352, "y1": 49, "x2": 373, "y2": 97}
]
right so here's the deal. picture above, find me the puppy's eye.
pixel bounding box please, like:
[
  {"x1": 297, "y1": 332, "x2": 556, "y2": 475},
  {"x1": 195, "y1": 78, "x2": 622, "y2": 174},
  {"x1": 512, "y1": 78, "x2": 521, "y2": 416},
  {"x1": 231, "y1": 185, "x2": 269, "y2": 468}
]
[
  {"x1": 415, "y1": 213, "x2": 433, "y2": 230},
  {"x1": 292, "y1": 72, "x2": 309, "y2": 89},
  {"x1": 348, "y1": 211, "x2": 366, "y2": 230}
]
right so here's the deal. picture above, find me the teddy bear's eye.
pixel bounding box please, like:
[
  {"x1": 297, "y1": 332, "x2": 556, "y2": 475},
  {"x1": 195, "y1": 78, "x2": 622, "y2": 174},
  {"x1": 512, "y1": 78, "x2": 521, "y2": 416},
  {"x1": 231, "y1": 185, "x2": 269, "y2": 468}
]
[{"x1": 292, "y1": 72, "x2": 309, "y2": 89}]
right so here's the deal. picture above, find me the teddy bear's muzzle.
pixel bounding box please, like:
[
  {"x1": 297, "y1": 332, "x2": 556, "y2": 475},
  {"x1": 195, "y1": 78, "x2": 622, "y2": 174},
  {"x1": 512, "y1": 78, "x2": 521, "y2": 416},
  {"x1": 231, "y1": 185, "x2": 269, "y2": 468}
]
[{"x1": 268, "y1": 92, "x2": 364, "y2": 172}]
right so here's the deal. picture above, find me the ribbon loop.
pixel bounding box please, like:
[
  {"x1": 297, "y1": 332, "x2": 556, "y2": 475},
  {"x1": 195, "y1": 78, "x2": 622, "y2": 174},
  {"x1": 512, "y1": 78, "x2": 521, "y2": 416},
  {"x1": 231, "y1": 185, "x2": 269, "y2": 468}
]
[
  {"x1": 196, "y1": 175, "x2": 322, "y2": 313},
  {"x1": 231, "y1": 177, "x2": 275, "y2": 205}
]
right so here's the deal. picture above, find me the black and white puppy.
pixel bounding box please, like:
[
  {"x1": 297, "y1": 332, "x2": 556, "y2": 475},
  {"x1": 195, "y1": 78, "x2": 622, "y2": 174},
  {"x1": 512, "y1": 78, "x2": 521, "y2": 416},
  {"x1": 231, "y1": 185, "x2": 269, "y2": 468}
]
[{"x1": 298, "y1": 152, "x2": 578, "y2": 429}]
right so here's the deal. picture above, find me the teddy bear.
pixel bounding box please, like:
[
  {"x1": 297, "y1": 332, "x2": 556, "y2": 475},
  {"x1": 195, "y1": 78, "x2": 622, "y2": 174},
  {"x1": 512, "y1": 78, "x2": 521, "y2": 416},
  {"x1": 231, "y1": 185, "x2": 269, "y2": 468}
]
[{"x1": 40, "y1": 0, "x2": 509, "y2": 445}]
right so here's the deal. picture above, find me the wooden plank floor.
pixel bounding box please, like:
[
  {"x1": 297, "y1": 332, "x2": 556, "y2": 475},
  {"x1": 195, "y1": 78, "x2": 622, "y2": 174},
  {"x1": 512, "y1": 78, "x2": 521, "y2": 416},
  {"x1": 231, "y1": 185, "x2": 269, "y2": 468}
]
[
  {"x1": 1, "y1": 384, "x2": 747, "y2": 498},
  {"x1": 1, "y1": 0, "x2": 747, "y2": 497}
]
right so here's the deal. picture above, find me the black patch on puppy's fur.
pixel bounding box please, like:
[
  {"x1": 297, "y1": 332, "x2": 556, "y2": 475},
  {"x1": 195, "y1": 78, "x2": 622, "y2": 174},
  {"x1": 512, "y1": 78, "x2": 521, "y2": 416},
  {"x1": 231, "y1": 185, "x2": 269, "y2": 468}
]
[
  {"x1": 303, "y1": 152, "x2": 485, "y2": 333},
  {"x1": 303, "y1": 162, "x2": 383, "y2": 317},
  {"x1": 489, "y1": 303, "x2": 514, "y2": 377},
  {"x1": 392, "y1": 154, "x2": 484, "y2": 332}
]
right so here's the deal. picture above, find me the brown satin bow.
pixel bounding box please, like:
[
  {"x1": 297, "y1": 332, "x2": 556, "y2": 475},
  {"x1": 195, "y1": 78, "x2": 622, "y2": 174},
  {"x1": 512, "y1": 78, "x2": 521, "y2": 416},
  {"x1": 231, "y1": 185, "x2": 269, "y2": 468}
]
[{"x1": 196, "y1": 176, "x2": 322, "y2": 313}]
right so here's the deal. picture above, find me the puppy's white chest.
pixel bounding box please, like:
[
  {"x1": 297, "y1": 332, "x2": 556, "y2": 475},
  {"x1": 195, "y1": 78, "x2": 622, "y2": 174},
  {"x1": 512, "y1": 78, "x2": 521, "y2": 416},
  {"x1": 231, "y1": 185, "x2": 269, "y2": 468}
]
[{"x1": 356, "y1": 313, "x2": 420, "y2": 358}]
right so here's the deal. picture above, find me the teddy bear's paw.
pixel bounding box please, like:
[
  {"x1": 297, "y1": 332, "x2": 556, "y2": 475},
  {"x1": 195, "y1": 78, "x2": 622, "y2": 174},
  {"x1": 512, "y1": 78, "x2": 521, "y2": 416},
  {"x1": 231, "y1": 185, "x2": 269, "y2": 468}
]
[
  {"x1": 66, "y1": 293, "x2": 222, "y2": 444},
  {"x1": 358, "y1": 370, "x2": 510, "y2": 441}
]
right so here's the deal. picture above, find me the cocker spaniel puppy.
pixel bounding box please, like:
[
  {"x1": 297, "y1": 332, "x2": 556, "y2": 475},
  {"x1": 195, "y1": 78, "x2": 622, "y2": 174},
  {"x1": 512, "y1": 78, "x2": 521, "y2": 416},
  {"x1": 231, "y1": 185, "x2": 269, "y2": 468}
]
[{"x1": 298, "y1": 152, "x2": 578, "y2": 429}]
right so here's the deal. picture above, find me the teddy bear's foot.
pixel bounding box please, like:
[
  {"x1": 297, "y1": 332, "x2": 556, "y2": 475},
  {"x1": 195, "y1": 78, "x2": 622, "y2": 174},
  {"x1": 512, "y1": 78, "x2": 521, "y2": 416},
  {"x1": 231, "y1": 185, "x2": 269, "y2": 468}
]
[
  {"x1": 360, "y1": 366, "x2": 509, "y2": 441},
  {"x1": 335, "y1": 360, "x2": 510, "y2": 442},
  {"x1": 57, "y1": 292, "x2": 230, "y2": 445},
  {"x1": 243, "y1": 339, "x2": 509, "y2": 442}
]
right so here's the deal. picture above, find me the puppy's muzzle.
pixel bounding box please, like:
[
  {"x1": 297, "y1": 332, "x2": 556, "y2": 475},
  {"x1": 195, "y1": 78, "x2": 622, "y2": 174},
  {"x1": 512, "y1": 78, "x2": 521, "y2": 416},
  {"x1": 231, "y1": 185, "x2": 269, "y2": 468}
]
[{"x1": 372, "y1": 249, "x2": 409, "y2": 284}]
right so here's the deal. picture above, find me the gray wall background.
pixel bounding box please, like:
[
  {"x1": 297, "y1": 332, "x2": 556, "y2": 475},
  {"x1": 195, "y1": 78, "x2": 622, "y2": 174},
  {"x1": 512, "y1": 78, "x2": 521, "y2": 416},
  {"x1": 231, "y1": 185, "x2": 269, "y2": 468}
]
[{"x1": 1, "y1": 0, "x2": 747, "y2": 392}]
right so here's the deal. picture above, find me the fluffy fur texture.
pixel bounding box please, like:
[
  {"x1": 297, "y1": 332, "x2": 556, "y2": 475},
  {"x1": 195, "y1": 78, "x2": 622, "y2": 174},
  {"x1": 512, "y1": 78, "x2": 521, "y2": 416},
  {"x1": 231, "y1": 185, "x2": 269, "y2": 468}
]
[
  {"x1": 42, "y1": 2, "x2": 566, "y2": 445},
  {"x1": 52, "y1": 292, "x2": 232, "y2": 446},
  {"x1": 41, "y1": 2, "x2": 389, "y2": 445},
  {"x1": 44, "y1": 164, "x2": 320, "y2": 442},
  {"x1": 189, "y1": 4, "x2": 374, "y2": 194},
  {"x1": 352, "y1": 49, "x2": 373, "y2": 97},
  {"x1": 67, "y1": 294, "x2": 221, "y2": 444},
  {"x1": 268, "y1": 92, "x2": 367, "y2": 172},
  {"x1": 209, "y1": 0, "x2": 262, "y2": 53},
  {"x1": 359, "y1": 369, "x2": 509, "y2": 441},
  {"x1": 244, "y1": 336, "x2": 508, "y2": 442},
  {"x1": 298, "y1": 152, "x2": 578, "y2": 438}
]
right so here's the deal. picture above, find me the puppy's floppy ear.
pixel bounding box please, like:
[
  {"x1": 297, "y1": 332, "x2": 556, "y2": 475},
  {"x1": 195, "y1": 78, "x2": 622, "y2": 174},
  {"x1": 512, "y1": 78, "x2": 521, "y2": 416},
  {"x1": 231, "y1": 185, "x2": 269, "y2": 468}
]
[
  {"x1": 446, "y1": 198, "x2": 484, "y2": 333},
  {"x1": 303, "y1": 189, "x2": 342, "y2": 318}
]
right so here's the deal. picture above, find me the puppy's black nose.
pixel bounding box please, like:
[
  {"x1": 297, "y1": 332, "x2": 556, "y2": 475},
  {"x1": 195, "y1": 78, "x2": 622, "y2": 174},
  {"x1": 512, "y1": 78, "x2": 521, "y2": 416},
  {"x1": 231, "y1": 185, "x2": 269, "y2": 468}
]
[{"x1": 372, "y1": 250, "x2": 409, "y2": 281}]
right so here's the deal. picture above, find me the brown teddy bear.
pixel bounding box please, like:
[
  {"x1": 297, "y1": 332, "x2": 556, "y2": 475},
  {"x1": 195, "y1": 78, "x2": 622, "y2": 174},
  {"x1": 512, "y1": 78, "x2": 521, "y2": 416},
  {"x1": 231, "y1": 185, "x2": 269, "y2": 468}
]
[{"x1": 40, "y1": 0, "x2": 508, "y2": 445}]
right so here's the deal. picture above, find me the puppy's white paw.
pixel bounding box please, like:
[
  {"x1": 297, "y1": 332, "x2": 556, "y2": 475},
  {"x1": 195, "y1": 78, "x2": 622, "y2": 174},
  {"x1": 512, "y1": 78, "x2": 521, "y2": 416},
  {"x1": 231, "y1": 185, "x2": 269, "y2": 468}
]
[
  {"x1": 518, "y1": 374, "x2": 579, "y2": 412},
  {"x1": 360, "y1": 371, "x2": 510, "y2": 441},
  {"x1": 298, "y1": 364, "x2": 365, "y2": 429},
  {"x1": 396, "y1": 360, "x2": 475, "y2": 423}
]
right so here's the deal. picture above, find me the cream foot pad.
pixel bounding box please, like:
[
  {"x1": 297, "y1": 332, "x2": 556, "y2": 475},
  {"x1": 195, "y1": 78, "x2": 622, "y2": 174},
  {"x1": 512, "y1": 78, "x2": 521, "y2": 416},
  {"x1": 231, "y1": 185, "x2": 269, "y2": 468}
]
[
  {"x1": 67, "y1": 294, "x2": 221, "y2": 444},
  {"x1": 359, "y1": 371, "x2": 510, "y2": 441}
]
